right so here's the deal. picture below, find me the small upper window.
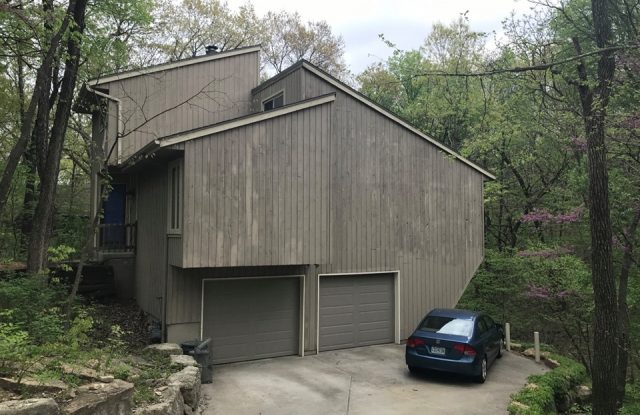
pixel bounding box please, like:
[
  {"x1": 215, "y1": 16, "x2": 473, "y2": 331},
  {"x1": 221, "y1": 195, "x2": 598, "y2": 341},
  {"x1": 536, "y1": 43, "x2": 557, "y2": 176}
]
[
  {"x1": 167, "y1": 159, "x2": 183, "y2": 234},
  {"x1": 263, "y1": 92, "x2": 284, "y2": 111}
]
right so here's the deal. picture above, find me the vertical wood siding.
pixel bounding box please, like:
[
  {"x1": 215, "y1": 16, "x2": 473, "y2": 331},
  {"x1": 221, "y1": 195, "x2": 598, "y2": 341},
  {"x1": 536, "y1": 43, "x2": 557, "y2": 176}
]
[
  {"x1": 158, "y1": 66, "x2": 486, "y2": 348},
  {"x1": 104, "y1": 51, "x2": 259, "y2": 163},
  {"x1": 181, "y1": 103, "x2": 332, "y2": 268},
  {"x1": 134, "y1": 165, "x2": 168, "y2": 319},
  {"x1": 250, "y1": 68, "x2": 303, "y2": 111}
]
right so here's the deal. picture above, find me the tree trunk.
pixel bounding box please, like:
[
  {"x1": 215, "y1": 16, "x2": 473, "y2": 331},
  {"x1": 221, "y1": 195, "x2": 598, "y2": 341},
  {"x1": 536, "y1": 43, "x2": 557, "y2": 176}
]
[
  {"x1": 27, "y1": 0, "x2": 89, "y2": 272},
  {"x1": 585, "y1": 1, "x2": 618, "y2": 414},
  {"x1": 0, "y1": 3, "x2": 70, "y2": 216},
  {"x1": 616, "y1": 209, "x2": 640, "y2": 407}
]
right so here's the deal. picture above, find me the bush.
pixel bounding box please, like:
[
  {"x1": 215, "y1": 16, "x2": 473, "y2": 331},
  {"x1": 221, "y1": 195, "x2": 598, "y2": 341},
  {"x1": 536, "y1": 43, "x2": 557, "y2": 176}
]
[
  {"x1": 621, "y1": 381, "x2": 640, "y2": 415},
  {"x1": 508, "y1": 353, "x2": 588, "y2": 415}
]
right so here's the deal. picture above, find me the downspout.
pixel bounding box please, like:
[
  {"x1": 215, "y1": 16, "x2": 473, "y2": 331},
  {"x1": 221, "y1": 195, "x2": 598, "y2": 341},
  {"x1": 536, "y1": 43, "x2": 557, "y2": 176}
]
[{"x1": 86, "y1": 84, "x2": 122, "y2": 164}]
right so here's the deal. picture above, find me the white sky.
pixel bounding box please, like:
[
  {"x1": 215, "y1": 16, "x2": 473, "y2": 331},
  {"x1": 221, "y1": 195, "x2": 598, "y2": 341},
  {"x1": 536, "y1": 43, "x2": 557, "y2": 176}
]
[{"x1": 226, "y1": 0, "x2": 534, "y2": 73}]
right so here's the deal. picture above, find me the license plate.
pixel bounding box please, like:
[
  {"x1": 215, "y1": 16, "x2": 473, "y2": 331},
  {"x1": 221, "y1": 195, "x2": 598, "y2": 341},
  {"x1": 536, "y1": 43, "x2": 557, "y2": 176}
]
[{"x1": 430, "y1": 346, "x2": 446, "y2": 355}]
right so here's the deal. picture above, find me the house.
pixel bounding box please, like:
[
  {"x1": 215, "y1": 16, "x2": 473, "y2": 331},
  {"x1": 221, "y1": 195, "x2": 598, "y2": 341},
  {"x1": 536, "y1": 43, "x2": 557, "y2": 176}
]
[{"x1": 76, "y1": 45, "x2": 494, "y2": 364}]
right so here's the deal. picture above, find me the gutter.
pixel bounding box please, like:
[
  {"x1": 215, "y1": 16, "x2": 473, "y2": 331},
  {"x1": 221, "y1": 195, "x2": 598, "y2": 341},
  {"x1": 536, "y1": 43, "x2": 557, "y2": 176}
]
[{"x1": 86, "y1": 84, "x2": 122, "y2": 164}]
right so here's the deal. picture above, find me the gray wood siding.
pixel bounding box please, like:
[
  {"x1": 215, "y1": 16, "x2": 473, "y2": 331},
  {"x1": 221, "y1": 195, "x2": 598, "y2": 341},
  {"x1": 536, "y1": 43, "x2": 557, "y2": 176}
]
[
  {"x1": 251, "y1": 68, "x2": 303, "y2": 112},
  {"x1": 168, "y1": 236, "x2": 183, "y2": 267},
  {"x1": 166, "y1": 265, "x2": 307, "y2": 326},
  {"x1": 301, "y1": 69, "x2": 485, "y2": 340},
  {"x1": 134, "y1": 166, "x2": 168, "y2": 319},
  {"x1": 162, "y1": 66, "x2": 486, "y2": 349},
  {"x1": 181, "y1": 102, "x2": 332, "y2": 268},
  {"x1": 104, "y1": 51, "x2": 259, "y2": 163}
]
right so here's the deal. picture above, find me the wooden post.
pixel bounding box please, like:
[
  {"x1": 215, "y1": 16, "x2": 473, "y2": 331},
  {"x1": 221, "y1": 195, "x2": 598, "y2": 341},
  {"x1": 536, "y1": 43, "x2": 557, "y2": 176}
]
[
  {"x1": 505, "y1": 323, "x2": 511, "y2": 351},
  {"x1": 534, "y1": 331, "x2": 540, "y2": 363}
]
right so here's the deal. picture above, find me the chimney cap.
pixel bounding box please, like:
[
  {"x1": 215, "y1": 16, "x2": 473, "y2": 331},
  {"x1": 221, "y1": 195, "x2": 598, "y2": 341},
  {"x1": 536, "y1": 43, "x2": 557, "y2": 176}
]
[{"x1": 205, "y1": 45, "x2": 219, "y2": 55}]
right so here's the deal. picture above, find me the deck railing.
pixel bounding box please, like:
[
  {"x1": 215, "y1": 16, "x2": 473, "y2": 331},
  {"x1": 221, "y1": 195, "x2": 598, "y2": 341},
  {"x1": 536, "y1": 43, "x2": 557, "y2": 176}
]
[{"x1": 98, "y1": 222, "x2": 136, "y2": 253}]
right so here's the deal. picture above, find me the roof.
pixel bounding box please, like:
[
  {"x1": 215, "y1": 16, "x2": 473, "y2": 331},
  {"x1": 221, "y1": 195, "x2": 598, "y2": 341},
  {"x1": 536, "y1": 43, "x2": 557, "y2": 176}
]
[
  {"x1": 120, "y1": 93, "x2": 336, "y2": 169},
  {"x1": 428, "y1": 308, "x2": 480, "y2": 319},
  {"x1": 254, "y1": 60, "x2": 495, "y2": 180},
  {"x1": 87, "y1": 45, "x2": 261, "y2": 86}
]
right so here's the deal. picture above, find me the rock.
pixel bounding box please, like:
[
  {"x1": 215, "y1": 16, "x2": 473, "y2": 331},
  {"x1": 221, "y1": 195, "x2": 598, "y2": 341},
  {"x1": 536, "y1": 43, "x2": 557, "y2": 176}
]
[
  {"x1": 523, "y1": 348, "x2": 550, "y2": 360},
  {"x1": 545, "y1": 358, "x2": 560, "y2": 369},
  {"x1": 85, "y1": 359, "x2": 100, "y2": 370},
  {"x1": 134, "y1": 385, "x2": 184, "y2": 415},
  {"x1": 576, "y1": 385, "x2": 592, "y2": 404},
  {"x1": 61, "y1": 364, "x2": 101, "y2": 382},
  {"x1": 168, "y1": 366, "x2": 201, "y2": 408},
  {"x1": 63, "y1": 379, "x2": 134, "y2": 415},
  {"x1": 98, "y1": 375, "x2": 114, "y2": 384},
  {"x1": 184, "y1": 404, "x2": 193, "y2": 415},
  {"x1": 170, "y1": 355, "x2": 198, "y2": 368},
  {"x1": 0, "y1": 377, "x2": 67, "y2": 393},
  {"x1": 509, "y1": 342, "x2": 523, "y2": 351},
  {"x1": 144, "y1": 343, "x2": 183, "y2": 356},
  {"x1": 0, "y1": 398, "x2": 60, "y2": 415}
]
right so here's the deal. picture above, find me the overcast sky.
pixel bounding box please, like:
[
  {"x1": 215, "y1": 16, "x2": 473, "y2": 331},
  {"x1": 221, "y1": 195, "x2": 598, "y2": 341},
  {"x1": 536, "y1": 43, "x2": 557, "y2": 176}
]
[{"x1": 226, "y1": 0, "x2": 533, "y2": 74}]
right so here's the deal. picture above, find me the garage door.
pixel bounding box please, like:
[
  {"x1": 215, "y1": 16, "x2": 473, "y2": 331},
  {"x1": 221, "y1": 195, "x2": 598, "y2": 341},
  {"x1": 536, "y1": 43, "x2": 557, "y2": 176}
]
[
  {"x1": 202, "y1": 277, "x2": 300, "y2": 364},
  {"x1": 319, "y1": 274, "x2": 395, "y2": 351}
]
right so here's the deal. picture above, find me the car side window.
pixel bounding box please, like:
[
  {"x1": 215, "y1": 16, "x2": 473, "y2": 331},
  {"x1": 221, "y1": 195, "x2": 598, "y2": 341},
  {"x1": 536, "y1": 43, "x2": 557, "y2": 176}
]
[
  {"x1": 476, "y1": 319, "x2": 488, "y2": 336},
  {"x1": 483, "y1": 316, "x2": 495, "y2": 331}
]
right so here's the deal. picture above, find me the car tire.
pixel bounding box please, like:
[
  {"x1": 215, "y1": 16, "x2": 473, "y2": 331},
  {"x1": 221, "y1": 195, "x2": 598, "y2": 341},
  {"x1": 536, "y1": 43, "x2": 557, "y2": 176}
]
[
  {"x1": 475, "y1": 356, "x2": 487, "y2": 383},
  {"x1": 408, "y1": 366, "x2": 419, "y2": 375},
  {"x1": 497, "y1": 339, "x2": 504, "y2": 358}
]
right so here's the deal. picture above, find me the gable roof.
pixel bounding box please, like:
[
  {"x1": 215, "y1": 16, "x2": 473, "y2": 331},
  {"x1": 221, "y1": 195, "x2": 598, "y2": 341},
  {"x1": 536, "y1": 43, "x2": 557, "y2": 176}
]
[
  {"x1": 120, "y1": 93, "x2": 336, "y2": 169},
  {"x1": 88, "y1": 45, "x2": 261, "y2": 87},
  {"x1": 253, "y1": 60, "x2": 495, "y2": 180}
]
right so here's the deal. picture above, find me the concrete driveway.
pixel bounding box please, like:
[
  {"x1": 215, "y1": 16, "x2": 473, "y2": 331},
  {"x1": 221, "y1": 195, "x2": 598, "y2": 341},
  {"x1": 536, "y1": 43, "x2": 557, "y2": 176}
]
[{"x1": 200, "y1": 344, "x2": 547, "y2": 415}]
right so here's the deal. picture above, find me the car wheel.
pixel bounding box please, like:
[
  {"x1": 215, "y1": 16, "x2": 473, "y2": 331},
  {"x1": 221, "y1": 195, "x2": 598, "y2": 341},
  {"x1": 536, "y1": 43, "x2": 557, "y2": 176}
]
[
  {"x1": 408, "y1": 366, "x2": 419, "y2": 375},
  {"x1": 497, "y1": 339, "x2": 504, "y2": 358},
  {"x1": 475, "y1": 356, "x2": 487, "y2": 383}
]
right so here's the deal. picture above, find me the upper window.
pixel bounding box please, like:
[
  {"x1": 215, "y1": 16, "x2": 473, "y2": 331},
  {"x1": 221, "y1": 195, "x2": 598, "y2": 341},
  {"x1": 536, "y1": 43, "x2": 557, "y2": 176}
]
[
  {"x1": 168, "y1": 159, "x2": 183, "y2": 234},
  {"x1": 262, "y1": 92, "x2": 284, "y2": 111}
]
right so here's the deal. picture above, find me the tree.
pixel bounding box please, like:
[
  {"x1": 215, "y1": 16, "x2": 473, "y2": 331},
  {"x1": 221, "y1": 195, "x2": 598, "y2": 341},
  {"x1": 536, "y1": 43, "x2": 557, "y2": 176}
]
[{"x1": 261, "y1": 11, "x2": 347, "y2": 77}]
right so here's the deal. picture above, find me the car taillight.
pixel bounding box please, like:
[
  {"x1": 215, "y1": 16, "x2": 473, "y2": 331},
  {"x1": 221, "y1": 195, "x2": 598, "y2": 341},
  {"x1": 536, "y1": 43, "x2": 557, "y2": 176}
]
[
  {"x1": 407, "y1": 337, "x2": 425, "y2": 348},
  {"x1": 453, "y1": 344, "x2": 477, "y2": 356}
]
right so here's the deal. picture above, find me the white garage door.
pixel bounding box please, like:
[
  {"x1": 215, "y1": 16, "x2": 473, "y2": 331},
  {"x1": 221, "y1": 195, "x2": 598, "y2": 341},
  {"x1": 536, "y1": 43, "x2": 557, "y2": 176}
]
[{"x1": 319, "y1": 274, "x2": 395, "y2": 351}]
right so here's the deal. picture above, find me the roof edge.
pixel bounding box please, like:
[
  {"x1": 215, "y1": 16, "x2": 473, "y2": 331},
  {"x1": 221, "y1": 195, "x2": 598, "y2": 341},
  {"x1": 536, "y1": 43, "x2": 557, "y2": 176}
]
[
  {"x1": 300, "y1": 61, "x2": 496, "y2": 180},
  {"x1": 89, "y1": 45, "x2": 262, "y2": 87},
  {"x1": 251, "y1": 61, "x2": 305, "y2": 96},
  {"x1": 157, "y1": 92, "x2": 336, "y2": 148}
]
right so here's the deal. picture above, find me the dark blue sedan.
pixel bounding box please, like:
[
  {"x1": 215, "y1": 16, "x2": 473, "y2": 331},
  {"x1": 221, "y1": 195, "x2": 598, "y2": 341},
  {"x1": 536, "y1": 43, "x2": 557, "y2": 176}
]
[{"x1": 405, "y1": 308, "x2": 504, "y2": 383}]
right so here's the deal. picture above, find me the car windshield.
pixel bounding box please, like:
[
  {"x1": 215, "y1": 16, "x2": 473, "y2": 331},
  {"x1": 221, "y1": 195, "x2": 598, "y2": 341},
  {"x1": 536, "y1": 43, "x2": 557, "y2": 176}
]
[{"x1": 419, "y1": 316, "x2": 474, "y2": 337}]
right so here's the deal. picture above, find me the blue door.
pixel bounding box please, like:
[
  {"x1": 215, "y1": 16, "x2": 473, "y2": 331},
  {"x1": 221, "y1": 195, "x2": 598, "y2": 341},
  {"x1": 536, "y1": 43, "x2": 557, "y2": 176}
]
[{"x1": 101, "y1": 184, "x2": 126, "y2": 247}]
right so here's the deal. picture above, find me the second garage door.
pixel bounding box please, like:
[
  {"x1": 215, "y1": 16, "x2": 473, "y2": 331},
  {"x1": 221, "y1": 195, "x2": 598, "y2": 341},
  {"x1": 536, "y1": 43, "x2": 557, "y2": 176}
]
[
  {"x1": 319, "y1": 274, "x2": 395, "y2": 351},
  {"x1": 202, "y1": 277, "x2": 300, "y2": 364}
]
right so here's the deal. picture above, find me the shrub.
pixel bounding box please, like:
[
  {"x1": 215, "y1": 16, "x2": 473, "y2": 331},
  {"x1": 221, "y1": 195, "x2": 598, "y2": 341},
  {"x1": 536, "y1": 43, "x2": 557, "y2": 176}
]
[{"x1": 508, "y1": 353, "x2": 588, "y2": 415}]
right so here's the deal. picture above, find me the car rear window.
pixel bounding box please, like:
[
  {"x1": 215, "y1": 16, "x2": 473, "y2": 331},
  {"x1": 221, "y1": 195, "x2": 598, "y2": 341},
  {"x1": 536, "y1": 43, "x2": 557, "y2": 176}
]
[{"x1": 419, "y1": 316, "x2": 474, "y2": 337}]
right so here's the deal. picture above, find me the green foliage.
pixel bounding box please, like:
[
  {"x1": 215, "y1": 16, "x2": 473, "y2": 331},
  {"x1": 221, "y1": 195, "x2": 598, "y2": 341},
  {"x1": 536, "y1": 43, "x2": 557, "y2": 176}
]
[
  {"x1": 458, "y1": 250, "x2": 593, "y2": 367},
  {"x1": 508, "y1": 353, "x2": 588, "y2": 415},
  {"x1": 621, "y1": 381, "x2": 640, "y2": 415}
]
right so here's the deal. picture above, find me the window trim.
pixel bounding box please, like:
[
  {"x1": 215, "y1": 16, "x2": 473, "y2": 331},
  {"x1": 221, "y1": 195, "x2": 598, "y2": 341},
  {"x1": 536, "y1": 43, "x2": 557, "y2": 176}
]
[
  {"x1": 167, "y1": 158, "x2": 183, "y2": 235},
  {"x1": 261, "y1": 90, "x2": 285, "y2": 111}
]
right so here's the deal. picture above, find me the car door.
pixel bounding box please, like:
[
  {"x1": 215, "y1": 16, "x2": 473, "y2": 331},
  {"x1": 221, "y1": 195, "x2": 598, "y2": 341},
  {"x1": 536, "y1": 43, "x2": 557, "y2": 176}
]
[
  {"x1": 482, "y1": 316, "x2": 500, "y2": 361},
  {"x1": 475, "y1": 318, "x2": 491, "y2": 357}
]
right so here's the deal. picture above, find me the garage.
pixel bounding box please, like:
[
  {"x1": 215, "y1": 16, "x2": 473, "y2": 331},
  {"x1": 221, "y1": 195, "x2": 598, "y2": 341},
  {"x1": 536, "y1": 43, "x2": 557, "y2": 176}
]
[
  {"x1": 202, "y1": 277, "x2": 301, "y2": 364},
  {"x1": 318, "y1": 273, "x2": 396, "y2": 351}
]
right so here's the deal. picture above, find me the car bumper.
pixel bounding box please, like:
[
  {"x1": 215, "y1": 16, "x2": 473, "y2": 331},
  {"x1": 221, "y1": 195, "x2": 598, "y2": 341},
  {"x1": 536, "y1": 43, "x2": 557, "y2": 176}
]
[{"x1": 406, "y1": 349, "x2": 480, "y2": 376}]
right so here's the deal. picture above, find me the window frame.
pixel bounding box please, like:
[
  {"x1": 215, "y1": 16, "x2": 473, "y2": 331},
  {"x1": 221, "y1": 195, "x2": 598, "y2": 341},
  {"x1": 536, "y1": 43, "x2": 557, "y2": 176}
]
[
  {"x1": 167, "y1": 158, "x2": 183, "y2": 235},
  {"x1": 261, "y1": 90, "x2": 285, "y2": 111}
]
